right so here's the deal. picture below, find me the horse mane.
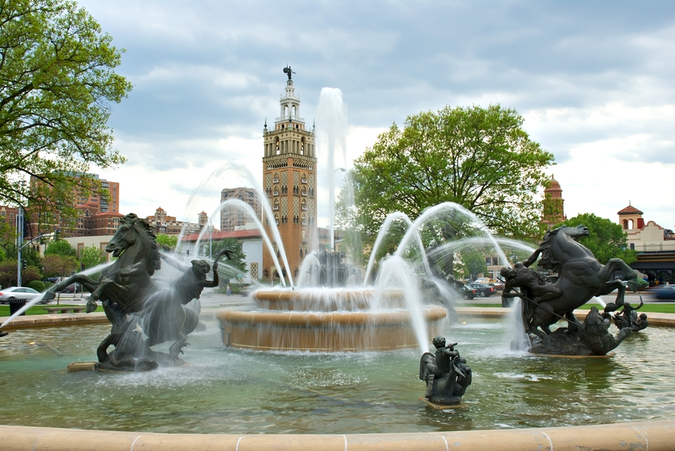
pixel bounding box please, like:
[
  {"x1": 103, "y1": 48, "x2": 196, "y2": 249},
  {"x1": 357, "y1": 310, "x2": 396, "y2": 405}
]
[{"x1": 121, "y1": 213, "x2": 161, "y2": 275}]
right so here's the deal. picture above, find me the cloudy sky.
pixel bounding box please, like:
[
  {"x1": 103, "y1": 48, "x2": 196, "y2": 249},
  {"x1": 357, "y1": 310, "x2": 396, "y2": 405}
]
[{"x1": 78, "y1": 0, "x2": 674, "y2": 231}]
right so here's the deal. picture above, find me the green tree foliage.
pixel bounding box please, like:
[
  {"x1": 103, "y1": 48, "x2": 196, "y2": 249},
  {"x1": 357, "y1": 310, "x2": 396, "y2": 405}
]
[
  {"x1": 42, "y1": 253, "x2": 77, "y2": 278},
  {"x1": 78, "y1": 244, "x2": 105, "y2": 270},
  {"x1": 44, "y1": 239, "x2": 76, "y2": 257},
  {"x1": 0, "y1": 258, "x2": 39, "y2": 286},
  {"x1": 452, "y1": 251, "x2": 488, "y2": 281},
  {"x1": 205, "y1": 238, "x2": 247, "y2": 281},
  {"x1": 156, "y1": 234, "x2": 178, "y2": 249},
  {"x1": 346, "y1": 105, "x2": 554, "y2": 242},
  {"x1": 556, "y1": 213, "x2": 637, "y2": 265},
  {"x1": 0, "y1": 0, "x2": 132, "y2": 227}
]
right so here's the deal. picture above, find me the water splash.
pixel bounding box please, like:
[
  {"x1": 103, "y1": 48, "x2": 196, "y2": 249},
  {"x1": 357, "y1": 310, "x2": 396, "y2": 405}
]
[{"x1": 0, "y1": 260, "x2": 115, "y2": 329}]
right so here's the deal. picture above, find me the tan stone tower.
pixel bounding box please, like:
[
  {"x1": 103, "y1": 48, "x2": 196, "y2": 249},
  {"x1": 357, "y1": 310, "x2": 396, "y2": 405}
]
[
  {"x1": 262, "y1": 67, "x2": 317, "y2": 283},
  {"x1": 542, "y1": 175, "x2": 566, "y2": 226}
]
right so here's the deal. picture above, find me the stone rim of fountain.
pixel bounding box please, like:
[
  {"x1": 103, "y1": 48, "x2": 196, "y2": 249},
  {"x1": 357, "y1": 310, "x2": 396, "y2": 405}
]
[{"x1": 3, "y1": 308, "x2": 675, "y2": 450}]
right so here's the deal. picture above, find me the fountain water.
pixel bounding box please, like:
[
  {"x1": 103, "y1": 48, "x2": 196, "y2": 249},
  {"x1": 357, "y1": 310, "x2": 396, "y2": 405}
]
[{"x1": 4, "y1": 81, "x2": 673, "y2": 449}]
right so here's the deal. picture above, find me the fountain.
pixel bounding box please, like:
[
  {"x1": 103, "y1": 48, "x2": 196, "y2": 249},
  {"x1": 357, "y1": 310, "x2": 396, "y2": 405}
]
[{"x1": 1, "y1": 82, "x2": 674, "y2": 449}]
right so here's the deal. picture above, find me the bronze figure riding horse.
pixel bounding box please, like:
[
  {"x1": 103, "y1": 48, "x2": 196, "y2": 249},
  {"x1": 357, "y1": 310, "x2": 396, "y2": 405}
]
[{"x1": 521, "y1": 225, "x2": 638, "y2": 338}]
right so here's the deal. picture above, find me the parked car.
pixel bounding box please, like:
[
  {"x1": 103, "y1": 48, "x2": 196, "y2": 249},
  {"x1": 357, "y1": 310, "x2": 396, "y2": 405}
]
[
  {"x1": 459, "y1": 285, "x2": 477, "y2": 300},
  {"x1": 0, "y1": 286, "x2": 43, "y2": 304},
  {"x1": 60, "y1": 283, "x2": 83, "y2": 294},
  {"x1": 467, "y1": 282, "x2": 495, "y2": 297},
  {"x1": 653, "y1": 285, "x2": 675, "y2": 300},
  {"x1": 487, "y1": 282, "x2": 505, "y2": 291}
]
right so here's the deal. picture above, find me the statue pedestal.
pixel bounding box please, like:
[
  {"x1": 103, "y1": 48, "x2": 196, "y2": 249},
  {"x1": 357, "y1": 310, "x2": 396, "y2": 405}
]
[
  {"x1": 418, "y1": 397, "x2": 468, "y2": 410},
  {"x1": 67, "y1": 362, "x2": 97, "y2": 372}
]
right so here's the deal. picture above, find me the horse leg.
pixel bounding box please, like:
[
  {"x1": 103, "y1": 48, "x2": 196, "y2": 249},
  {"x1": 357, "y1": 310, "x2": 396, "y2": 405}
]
[
  {"x1": 43, "y1": 275, "x2": 101, "y2": 301},
  {"x1": 600, "y1": 280, "x2": 627, "y2": 313},
  {"x1": 169, "y1": 332, "x2": 189, "y2": 361},
  {"x1": 601, "y1": 259, "x2": 639, "y2": 292},
  {"x1": 97, "y1": 333, "x2": 116, "y2": 363}
]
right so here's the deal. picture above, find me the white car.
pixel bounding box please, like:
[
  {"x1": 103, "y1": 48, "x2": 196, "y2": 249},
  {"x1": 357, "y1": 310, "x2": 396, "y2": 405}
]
[{"x1": 0, "y1": 286, "x2": 42, "y2": 304}]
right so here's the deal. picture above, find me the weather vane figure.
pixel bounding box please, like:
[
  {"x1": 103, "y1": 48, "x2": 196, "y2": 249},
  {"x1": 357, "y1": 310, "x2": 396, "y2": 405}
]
[{"x1": 283, "y1": 65, "x2": 295, "y2": 80}]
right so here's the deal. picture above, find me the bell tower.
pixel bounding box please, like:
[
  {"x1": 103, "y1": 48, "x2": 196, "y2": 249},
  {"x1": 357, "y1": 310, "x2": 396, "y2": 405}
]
[{"x1": 262, "y1": 66, "x2": 317, "y2": 283}]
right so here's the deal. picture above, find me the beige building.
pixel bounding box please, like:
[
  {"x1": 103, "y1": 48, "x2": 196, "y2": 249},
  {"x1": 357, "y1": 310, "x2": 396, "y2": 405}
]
[
  {"x1": 618, "y1": 203, "x2": 675, "y2": 284},
  {"x1": 146, "y1": 207, "x2": 206, "y2": 236}
]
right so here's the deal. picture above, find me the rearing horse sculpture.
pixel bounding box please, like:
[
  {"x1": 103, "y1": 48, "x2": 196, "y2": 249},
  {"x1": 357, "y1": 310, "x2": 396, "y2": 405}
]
[
  {"x1": 521, "y1": 225, "x2": 638, "y2": 338},
  {"x1": 44, "y1": 214, "x2": 162, "y2": 367},
  {"x1": 45, "y1": 213, "x2": 228, "y2": 370}
]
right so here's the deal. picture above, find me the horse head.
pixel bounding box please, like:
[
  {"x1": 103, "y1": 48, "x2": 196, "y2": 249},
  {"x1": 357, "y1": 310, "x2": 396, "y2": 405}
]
[
  {"x1": 558, "y1": 224, "x2": 590, "y2": 241},
  {"x1": 107, "y1": 213, "x2": 144, "y2": 257},
  {"x1": 106, "y1": 213, "x2": 161, "y2": 274}
]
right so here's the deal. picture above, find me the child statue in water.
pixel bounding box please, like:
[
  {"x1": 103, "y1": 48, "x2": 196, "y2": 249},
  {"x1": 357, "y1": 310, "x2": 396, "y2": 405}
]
[{"x1": 419, "y1": 337, "x2": 472, "y2": 405}]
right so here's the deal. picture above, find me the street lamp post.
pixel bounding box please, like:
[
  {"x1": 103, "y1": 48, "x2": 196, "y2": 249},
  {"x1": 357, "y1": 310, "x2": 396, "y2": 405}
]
[
  {"x1": 16, "y1": 231, "x2": 55, "y2": 287},
  {"x1": 16, "y1": 207, "x2": 24, "y2": 286}
]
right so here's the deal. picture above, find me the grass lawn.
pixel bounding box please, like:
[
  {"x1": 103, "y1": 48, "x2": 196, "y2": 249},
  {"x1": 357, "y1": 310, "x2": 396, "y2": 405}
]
[
  {"x1": 465, "y1": 302, "x2": 675, "y2": 314},
  {"x1": 0, "y1": 305, "x2": 104, "y2": 316}
]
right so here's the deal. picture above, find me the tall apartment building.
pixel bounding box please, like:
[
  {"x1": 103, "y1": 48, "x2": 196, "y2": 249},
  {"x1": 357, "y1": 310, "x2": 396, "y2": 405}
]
[
  {"x1": 25, "y1": 174, "x2": 122, "y2": 237},
  {"x1": 261, "y1": 68, "x2": 317, "y2": 282},
  {"x1": 220, "y1": 187, "x2": 262, "y2": 231}
]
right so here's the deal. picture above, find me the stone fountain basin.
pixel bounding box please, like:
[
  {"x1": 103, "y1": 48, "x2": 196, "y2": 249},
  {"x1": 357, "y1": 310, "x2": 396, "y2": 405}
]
[
  {"x1": 2, "y1": 308, "x2": 675, "y2": 450},
  {"x1": 217, "y1": 305, "x2": 448, "y2": 351}
]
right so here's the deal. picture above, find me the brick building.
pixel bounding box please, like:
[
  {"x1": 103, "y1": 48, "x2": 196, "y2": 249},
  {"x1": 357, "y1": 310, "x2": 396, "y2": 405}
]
[{"x1": 261, "y1": 70, "x2": 317, "y2": 282}]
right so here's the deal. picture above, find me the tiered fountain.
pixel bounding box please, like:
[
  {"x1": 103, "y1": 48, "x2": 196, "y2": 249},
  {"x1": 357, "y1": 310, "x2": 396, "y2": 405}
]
[{"x1": 1, "y1": 87, "x2": 674, "y2": 450}]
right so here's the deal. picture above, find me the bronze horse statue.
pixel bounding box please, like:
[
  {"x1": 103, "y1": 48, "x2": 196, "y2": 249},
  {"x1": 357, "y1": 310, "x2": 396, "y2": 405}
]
[
  {"x1": 44, "y1": 213, "x2": 226, "y2": 370},
  {"x1": 520, "y1": 225, "x2": 638, "y2": 338}
]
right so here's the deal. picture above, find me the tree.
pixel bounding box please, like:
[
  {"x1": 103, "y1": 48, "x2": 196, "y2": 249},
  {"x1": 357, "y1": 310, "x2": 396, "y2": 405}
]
[
  {"x1": 156, "y1": 234, "x2": 178, "y2": 249},
  {"x1": 345, "y1": 105, "x2": 554, "y2": 242},
  {"x1": 556, "y1": 213, "x2": 637, "y2": 265},
  {"x1": 204, "y1": 238, "x2": 247, "y2": 282},
  {"x1": 42, "y1": 253, "x2": 77, "y2": 278},
  {"x1": 0, "y1": 258, "x2": 41, "y2": 286},
  {"x1": 45, "y1": 239, "x2": 76, "y2": 257},
  {"x1": 78, "y1": 244, "x2": 105, "y2": 270},
  {"x1": 0, "y1": 0, "x2": 132, "y2": 229}
]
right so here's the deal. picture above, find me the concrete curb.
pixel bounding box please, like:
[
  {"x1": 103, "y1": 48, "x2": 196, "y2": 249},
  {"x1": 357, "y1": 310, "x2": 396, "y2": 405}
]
[{"x1": 1, "y1": 419, "x2": 674, "y2": 451}]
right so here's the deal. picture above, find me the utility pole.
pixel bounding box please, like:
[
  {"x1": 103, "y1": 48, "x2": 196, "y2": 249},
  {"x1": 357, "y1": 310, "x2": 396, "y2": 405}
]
[{"x1": 16, "y1": 207, "x2": 24, "y2": 287}]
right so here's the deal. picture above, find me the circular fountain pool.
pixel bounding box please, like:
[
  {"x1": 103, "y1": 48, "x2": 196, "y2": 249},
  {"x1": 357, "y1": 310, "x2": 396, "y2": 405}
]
[{"x1": 1, "y1": 316, "x2": 674, "y2": 435}]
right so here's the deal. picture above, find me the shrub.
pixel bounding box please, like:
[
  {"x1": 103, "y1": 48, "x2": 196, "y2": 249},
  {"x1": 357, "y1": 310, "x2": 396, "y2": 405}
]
[{"x1": 27, "y1": 280, "x2": 46, "y2": 292}]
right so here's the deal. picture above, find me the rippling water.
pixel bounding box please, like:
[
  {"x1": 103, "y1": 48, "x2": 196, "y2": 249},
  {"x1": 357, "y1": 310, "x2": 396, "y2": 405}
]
[{"x1": 0, "y1": 317, "x2": 673, "y2": 434}]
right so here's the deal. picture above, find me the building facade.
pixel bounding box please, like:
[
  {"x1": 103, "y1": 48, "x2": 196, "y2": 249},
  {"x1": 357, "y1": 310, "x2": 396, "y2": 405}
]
[
  {"x1": 541, "y1": 175, "x2": 566, "y2": 226},
  {"x1": 618, "y1": 203, "x2": 675, "y2": 284},
  {"x1": 261, "y1": 69, "x2": 317, "y2": 282},
  {"x1": 180, "y1": 229, "x2": 263, "y2": 284},
  {"x1": 25, "y1": 174, "x2": 122, "y2": 238},
  {"x1": 146, "y1": 207, "x2": 206, "y2": 236},
  {"x1": 220, "y1": 187, "x2": 263, "y2": 231}
]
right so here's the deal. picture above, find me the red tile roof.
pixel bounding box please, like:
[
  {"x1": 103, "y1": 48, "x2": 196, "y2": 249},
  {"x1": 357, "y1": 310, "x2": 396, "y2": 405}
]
[{"x1": 617, "y1": 205, "x2": 643, "y2": 215}]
